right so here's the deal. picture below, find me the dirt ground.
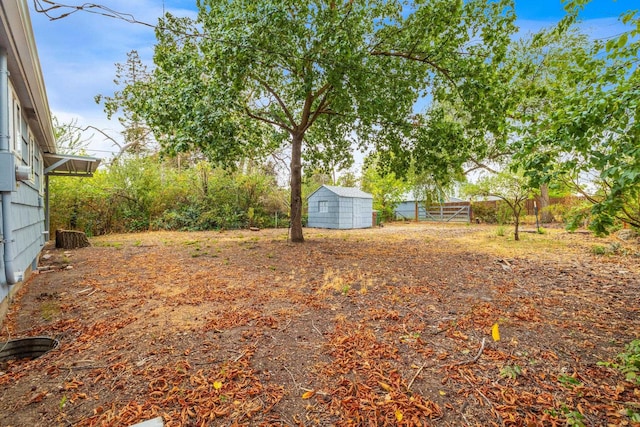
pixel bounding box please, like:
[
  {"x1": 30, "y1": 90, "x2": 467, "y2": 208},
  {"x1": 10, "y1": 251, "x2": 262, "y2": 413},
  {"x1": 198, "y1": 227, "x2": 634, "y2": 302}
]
[{"x1": 0, "y1": 223, "x2": 638, "y2": 427}]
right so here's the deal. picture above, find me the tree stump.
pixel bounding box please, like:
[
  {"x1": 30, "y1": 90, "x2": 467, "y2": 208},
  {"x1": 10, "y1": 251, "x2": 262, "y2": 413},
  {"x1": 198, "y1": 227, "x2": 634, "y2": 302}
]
[{"x1": 55, "y1": 230, "x2": 90, "y2": 249}]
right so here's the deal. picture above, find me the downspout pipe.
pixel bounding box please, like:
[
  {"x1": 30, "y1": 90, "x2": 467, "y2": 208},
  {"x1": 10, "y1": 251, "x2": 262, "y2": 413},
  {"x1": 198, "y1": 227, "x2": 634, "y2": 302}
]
[{"x1": 1, "y1": 49, "x2": 21, "y2": 284}]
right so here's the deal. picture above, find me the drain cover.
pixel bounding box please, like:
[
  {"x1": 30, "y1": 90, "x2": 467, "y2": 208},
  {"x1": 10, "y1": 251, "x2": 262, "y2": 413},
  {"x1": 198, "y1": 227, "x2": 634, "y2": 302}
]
[{"x1": 0, "y1": 337, "x2": 59, "y2": 362}]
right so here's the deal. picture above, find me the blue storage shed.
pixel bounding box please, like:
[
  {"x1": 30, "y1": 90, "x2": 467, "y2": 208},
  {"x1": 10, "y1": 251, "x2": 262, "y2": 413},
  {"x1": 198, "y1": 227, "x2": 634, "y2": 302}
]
[{"x1": 307, "y1": 185, "x2": 373, "y2": 229}]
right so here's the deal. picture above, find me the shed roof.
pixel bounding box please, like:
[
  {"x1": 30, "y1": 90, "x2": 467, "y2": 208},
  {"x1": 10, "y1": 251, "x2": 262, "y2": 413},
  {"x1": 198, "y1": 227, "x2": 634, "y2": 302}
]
[{"x1": 309, "y1": 185, "x2": 373, "y2": 199}]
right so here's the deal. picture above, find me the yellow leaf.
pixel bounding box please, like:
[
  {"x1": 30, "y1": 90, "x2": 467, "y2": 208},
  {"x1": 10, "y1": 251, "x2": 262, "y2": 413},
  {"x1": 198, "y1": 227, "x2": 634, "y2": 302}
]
[
  {"x1": 378, "y1": 381, "x2": 392, "y2": 391},
  {"x1": 395, "y1": 409, "x2": 403, "y2": 422},
  {"x1": 301, "y1": 390, "x2": 315, "y2": 399},
  {"x1": 492, "y1": 323, "x2": 501, "y2": 342},
  {"x1": 439, "y1": 390, "x2": 446, "y2": 396},
  {"x1": 213, "y1": 381, "x2": 223, "y2": 390}
]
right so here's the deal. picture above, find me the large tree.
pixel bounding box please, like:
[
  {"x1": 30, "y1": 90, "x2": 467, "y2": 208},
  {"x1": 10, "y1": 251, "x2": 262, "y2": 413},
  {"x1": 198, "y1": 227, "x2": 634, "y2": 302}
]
[
  {"x1": 95, "y1": 50, "x2": 156, "y2": 160},
  {"x1": 127, "y1": 0, "x2": 516, "y2": 242},
  {"x1": 516, "y1": 10, "x2": 640, "y2": 233}
]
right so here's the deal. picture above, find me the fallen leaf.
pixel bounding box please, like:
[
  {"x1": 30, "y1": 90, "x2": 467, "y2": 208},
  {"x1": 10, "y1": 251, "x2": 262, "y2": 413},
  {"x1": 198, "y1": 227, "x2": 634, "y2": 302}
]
[
  {"x1": 378, "y1": 381, "x2": 392, "y2": 391},
  {"x1": 301, "y1": 390, "x2": 315, "y2": 399},
  {"x1": 395, "y1": 409, "x2": 403, "y2": 421},
  {"x1": 213, "y1": 381, "x2": 223, "y2": 390},
  {"x1": 492, "y1": 323, "x2": 501, "y2": 342}
]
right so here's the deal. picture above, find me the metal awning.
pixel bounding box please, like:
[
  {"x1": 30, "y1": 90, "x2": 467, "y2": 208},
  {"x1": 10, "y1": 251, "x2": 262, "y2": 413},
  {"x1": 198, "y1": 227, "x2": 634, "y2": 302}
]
[{"x1": 43, "y1": 153, "x2": 101, "y2": 176}]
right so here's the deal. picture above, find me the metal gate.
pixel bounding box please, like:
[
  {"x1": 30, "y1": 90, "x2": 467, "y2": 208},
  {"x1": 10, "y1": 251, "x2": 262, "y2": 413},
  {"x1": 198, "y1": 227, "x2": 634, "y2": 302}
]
[{"x1": 424, "y1": 202, "x2": 470, "y2": 223}]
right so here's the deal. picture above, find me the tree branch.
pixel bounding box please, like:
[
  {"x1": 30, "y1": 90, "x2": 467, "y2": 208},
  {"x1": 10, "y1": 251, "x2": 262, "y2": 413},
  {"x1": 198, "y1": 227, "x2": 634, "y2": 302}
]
[
  {"x1": 32, "y1": 0, "x2": 155, "y2": 27},
  {"x1": 244, "y1": 108, "x2": 293, "y2": 133},
  {"x1": 301, "y1": 83, "x2": 332, "y2": 132},
  {"x1": 464, "y1": 157, "x2": 501, "y2": 175},
  {"x1": 251, "y1": 74, "x2": 297, "y2": 129},
  {"x1": 370, "y1": 49, "x2": 456, "y2": 87}
]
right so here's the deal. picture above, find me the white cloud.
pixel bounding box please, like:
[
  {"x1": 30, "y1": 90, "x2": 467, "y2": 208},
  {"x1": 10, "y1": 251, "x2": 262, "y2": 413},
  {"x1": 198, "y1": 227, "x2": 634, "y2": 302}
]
[
  {"x1": 30, "y1": 1, "x2": 198, "y2": 158},
  {"x1": 30, "y1": 1, "x2": 635, "y2": 163}
]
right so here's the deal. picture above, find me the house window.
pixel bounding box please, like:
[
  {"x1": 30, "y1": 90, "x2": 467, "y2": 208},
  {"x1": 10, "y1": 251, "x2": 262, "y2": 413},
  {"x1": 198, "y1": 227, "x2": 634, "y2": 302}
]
[
  {"x1": 319, "y1": 201, "x2": 328, "y2": 213},
  {"x1": 13, "y1": 100, "x2": 21, "y2": 154},
  {"x1": 21, "y1": 120, "x2": 29, "y2": 166},
  {"x1": 33, "y1": 137, "x2": 42, "y2": 192}
]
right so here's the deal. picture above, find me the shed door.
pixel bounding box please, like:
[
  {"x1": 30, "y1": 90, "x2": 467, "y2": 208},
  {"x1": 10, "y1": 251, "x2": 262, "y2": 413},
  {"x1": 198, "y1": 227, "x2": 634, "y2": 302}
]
[{"x1": 352, "y1": 199, "x2": 359, "y2": 228}]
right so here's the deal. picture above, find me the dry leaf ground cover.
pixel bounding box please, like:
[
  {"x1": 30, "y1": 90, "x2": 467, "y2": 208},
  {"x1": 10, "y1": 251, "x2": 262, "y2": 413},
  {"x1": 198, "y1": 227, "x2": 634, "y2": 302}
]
[{"x1": 0, "y1": 223, "x2": 638, "y2": 426}]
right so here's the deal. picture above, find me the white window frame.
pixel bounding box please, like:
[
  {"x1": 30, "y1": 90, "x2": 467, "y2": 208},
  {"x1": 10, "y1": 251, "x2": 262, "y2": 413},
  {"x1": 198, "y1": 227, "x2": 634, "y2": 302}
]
[
  {"x1": 319, "y1": 200, "x2": 328, "y2": 213},
  {"x1": 21, "y1": 117, "x2": 30, "y2": 166},
  {"x1": 8, "y1": 89, "x2": 17, "y2": 155}
]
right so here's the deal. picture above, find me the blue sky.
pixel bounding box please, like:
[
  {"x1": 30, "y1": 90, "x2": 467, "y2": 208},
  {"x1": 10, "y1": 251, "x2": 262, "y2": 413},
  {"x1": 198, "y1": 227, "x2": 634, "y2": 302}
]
[{"x1": 28, "y1": 0, "x2": 638, "y2": 158}]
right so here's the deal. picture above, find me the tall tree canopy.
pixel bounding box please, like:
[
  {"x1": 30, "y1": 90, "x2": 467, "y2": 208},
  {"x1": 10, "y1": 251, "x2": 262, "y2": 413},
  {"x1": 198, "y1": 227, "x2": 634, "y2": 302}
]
[
  {"x1": 127, "y1": 0, "x2": 517, "y2": 241},
  {"x1": 516, "y1": 10, "x2": 640, "y2": 233}
]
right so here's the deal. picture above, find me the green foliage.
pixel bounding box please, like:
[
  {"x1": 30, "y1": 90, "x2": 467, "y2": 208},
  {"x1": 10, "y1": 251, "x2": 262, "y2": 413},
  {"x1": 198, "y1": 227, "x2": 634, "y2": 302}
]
[
  {"x1": 545, "y1": 404, "x2": 586, "y2": 427},
  {"x1": 499, "y1": 364, "x2": 522, "y2": 379},
  {"x1": 123, "y1": 0, "x2": 518, "y2": 241},
  {"x1": 50, "y1": 157, "x2": 288, "y2": 235},
  {"x1": 598, "y1": 340, "x2": 640, "y2": 384},
  {"x1": 463, "y1": 169, "x2": 534, "y2": 240},
  {"x1": 95, "y1": 50, "x2": 154, "y2": 159},
  {"x1": 471, "y1": 202, "x2": 498, "y2": 224},
  {"x1": 557, "y1": 374, "x2": 582, "y2": 389},
  {"x1": 514, "y1": 12, "x2": 640, "y2": 234},
  {"x1": 562, "y1": 406, "x2": 586, "y2": 427},
  {"x1": 361, "y1": 157, "x2": 409, "y2": 221}
]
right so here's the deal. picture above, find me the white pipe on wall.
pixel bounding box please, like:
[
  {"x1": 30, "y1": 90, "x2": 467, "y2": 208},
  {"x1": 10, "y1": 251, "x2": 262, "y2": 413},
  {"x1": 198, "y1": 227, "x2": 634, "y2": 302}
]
[{"x1": 1, "y1": 49, "x2": 21, "y2": 284}]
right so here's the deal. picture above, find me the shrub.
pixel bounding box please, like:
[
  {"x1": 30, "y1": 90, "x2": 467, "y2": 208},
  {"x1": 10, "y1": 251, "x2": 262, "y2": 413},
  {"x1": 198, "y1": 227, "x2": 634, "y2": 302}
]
[
  {"x1": 599, "y1": 340, "x2": 640, "y2": 384},
  {"x1": 50, "y1": 157, "x2": 288, "y2": 235}
]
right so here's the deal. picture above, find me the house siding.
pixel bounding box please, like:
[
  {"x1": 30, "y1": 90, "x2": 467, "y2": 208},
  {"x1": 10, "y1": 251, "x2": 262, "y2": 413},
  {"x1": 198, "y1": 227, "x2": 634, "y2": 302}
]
[
  {"x1": 0, "y1": 204, "x2": 5, "y2": 301},
  {"x1": 396, "y1": 201, "x2": 424, "y2": 220},
  {"x1": 12, "y1": 181, "x2": 45, "y2": 269},
  {"x1": 0, "y1": 161, "x2": 45, "y2": 293}
]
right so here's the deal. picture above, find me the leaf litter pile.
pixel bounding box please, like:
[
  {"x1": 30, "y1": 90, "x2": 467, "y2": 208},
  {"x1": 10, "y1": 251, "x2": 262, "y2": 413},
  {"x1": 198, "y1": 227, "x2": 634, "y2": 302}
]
[{"x1": 0, "y1": 223, "x2": 638, "y2": 426}]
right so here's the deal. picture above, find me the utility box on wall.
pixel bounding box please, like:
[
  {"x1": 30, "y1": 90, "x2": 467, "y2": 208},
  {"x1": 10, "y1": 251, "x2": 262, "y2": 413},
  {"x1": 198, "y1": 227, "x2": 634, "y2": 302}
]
[{"x1": 0, "y1": 153, "x2": 17, "y2": 192}]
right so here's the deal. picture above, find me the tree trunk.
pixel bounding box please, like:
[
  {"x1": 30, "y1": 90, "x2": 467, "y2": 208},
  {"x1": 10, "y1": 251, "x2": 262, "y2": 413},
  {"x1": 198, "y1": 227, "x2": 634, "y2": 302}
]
[
  {"x1": 289, "y1": 133, "x2": 304, "y2": 243},
  {"x1": 513, "y1": 203, "x2": 521, "y2": 241},
  {"x1": 55, "y1": 230, "x2": 90, "y2": 249},
  {"x1": 539, "y1": 184, "x2": 554, "y2": 223}
]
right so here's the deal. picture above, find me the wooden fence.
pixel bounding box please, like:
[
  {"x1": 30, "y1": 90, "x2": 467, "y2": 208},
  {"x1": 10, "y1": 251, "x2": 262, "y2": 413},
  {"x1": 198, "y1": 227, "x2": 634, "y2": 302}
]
[{"x1": 472, "y1": 196, "x2": 582, "y2": 216}]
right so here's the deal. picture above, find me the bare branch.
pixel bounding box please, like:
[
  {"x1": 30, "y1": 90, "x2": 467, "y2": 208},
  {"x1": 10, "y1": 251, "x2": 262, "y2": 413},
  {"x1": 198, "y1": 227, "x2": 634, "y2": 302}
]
[
  {"x1": 33, "y1": 0, "x2": 155, "y2": 28},
  {"x1": 464, "y1": 157, "x2": 501, "y2": 175}
]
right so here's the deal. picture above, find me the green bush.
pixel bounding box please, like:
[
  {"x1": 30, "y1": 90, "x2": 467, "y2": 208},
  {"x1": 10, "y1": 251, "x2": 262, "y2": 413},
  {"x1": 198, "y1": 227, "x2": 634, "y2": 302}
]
[
  {"x1": 472, "y1": 201, "x2": 514, "y2": 225},
  {"x1": 472, "y1": 203, "x2": 499, "y2": 224},
  {"x1": 50, "y1": 157, "x2": 288, "y2": 235}
]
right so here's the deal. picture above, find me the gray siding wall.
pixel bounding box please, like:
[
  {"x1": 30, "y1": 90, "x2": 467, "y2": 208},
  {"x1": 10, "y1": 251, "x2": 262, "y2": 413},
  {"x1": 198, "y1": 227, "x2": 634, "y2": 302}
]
[
  {"x1": 1, "y1": 169, "x2": 45, "y2": 299},
  {"x1": 353, "y1": 197, "x2": 373, "y2": 229},
  {"x1": 307, "y1": 187, "x2": 340, "y2": 228},
  {"x1": 308, "y1": 187, "x2": 373, "y2": 229},
  {"x1": 0, "y1": 203, "x2": 5, "y2": 298},
  {"x1": 396, "y1": 201, "x2": 425, "y2": 220},
  {"x1": 12, "y1": 181, "x2": 45, "y2": 268}
]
